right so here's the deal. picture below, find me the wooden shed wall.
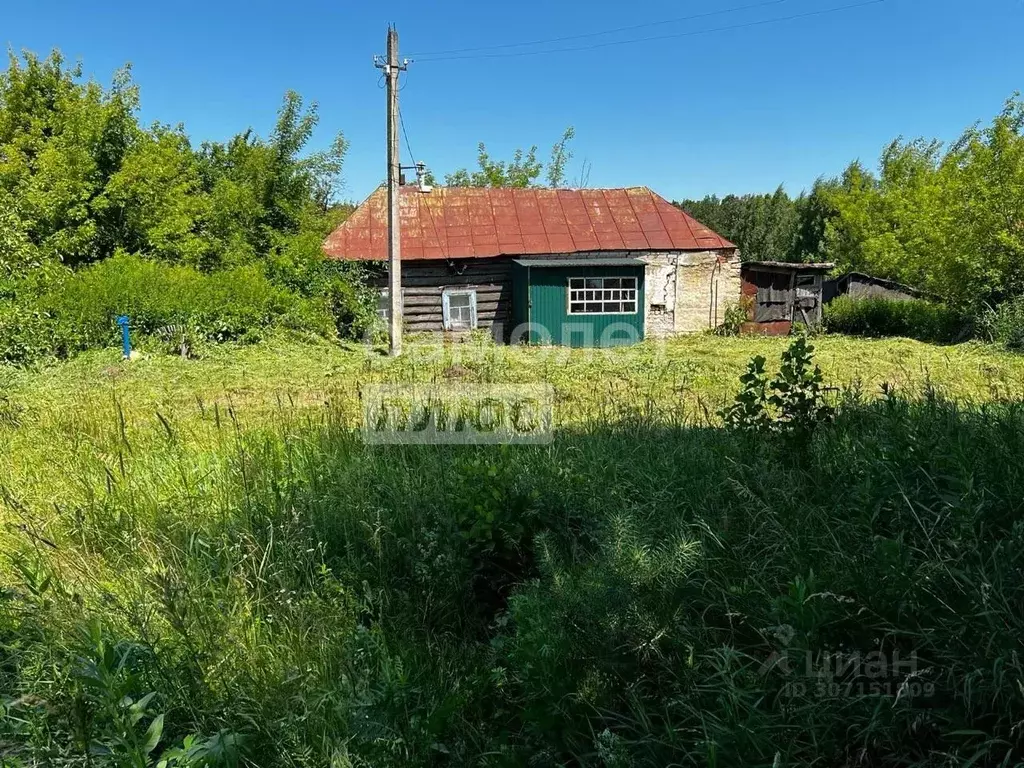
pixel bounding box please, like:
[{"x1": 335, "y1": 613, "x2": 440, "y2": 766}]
[
  {"x1": 740, "y1": 265, "x2": 826, "y2": 332},
  {"x1": 844, "y1": 275, "x2": 920, "y2": 302},
  {"x1": 822, "y1": 273, "x2": 924, "y2": 304}
]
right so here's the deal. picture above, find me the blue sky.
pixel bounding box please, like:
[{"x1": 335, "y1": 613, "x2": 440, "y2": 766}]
[{"x1": 5, "y1": 0, "x2": 1024, "y2": 203}]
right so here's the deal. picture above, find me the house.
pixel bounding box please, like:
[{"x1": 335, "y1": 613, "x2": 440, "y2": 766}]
[
  {"x1": 740, "y1": 261, "x2": 835, "y2": 335},
  {"x1": 822, "y1": 272, "x2": 926, "y2": 304},
  {"x1": 323, "y1": 186, "x2": 739, "y2": 347}
]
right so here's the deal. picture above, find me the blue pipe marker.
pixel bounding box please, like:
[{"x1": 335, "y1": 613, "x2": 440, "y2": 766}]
[{"x1": 116, "y1": 315, "x2": 131, "y2": 359}]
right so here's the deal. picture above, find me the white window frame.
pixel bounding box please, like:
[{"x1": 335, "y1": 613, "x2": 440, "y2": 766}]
[
  {"x1": 377, "y1": 289, "x2": 390, "y2": 320},
  {"x1": 566, "y1": 276, "x2": 639, "y2": 316},
  {"x1": 442, "y1": 288, "x2": 478, "y2": 331}
]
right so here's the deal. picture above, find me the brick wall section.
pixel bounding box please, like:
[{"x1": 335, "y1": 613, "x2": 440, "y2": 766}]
[
  {"x1": 637, "y1": 250, "x2": 741, "y2": 336},
  {"x1": 672, "y1": 251, "x2": 741, "y2": 334},
  {"x1": 640, "y1": 253, "x2": 679, "y2": 337}
]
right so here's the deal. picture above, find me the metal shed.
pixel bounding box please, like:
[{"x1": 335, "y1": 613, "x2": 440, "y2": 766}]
[
  {"x1": 740, "y1": 261, "x2": 835, "y2": 335},
  {"x1": 822, "y1": 272, "x2": 926, "y2": 304},
  {"x1": 511, "y1": 258, "x2": 646, "y2": 347}
]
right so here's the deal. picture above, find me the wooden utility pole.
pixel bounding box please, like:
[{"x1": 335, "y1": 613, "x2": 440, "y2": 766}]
[{"x1": 375, "y1": 26, "x2": 406, "y2": 356}]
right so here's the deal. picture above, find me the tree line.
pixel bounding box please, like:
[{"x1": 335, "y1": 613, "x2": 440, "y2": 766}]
[
  {"x1": 0, "y1": 51, "x2": 354, "y2": 280},
  {"x1": 3, "y1": 46, "x2": 1023, "y2": 359},
  {"x1": 676, "y1": 96, "x2": 1024, "y2": 314},
  {"x1": 674, "y1": 186, "x2": 828, "y2": 266}
]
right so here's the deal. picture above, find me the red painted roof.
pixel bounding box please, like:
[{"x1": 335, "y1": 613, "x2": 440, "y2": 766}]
[{"x1": 323, "y1": 186, "x2": 735, "y2": 261}]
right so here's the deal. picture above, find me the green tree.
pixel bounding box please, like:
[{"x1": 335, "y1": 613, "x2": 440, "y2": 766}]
[
  {"x1": 676, "y1": 186, "x2": 805, "y2": 262},
  {"x1": 821, "y1": 141, "x2": 946, "y2": 289},
  {"x1": 0, "y1": 48, "x2": 368, "y2": 360},
  {"x1": 792, "y1": 180, "x2": 837, "y2": 261},
  {"x1": 545, "y1": 126, "x2": 575, "y2": 187},
  {"x1": 443, "y1": 127, "x2": 576, "y2": 188},
  {"x1": 938, "y1": 98, "x2": 1024, "y2": 304},
  {"x1": 0, "y1": 202, "x2": 43, "y2": 298},
  {"x1": 102, "y1": 125, "x2": 210, "y2": 266},
  {"x1": 818, "y1": 96, "x2": 1024, "y2": 309},
  {"x1": 196, "y1": 91, "x2": 349, "y2": 268},
  {"x1": 0, "y1": 50, "x2": 141, "y2": 267}
]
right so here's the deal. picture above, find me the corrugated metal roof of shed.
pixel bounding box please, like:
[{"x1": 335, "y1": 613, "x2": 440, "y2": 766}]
[{"x1": 323, "y1": 186, "x2": 736, "y2": 261}]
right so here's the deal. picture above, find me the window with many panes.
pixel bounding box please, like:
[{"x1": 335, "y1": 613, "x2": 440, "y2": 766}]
[
  {"x1": 568, "y1": 277, "x2": 638, "y2": 315},
  {"x1": 442, "y1": 289, "x2": 477, "y2": 330}
]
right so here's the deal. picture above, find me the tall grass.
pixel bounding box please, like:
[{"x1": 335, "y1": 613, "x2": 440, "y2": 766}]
[
  {"x1": 823, "y1": 295, "x2": 966, "y2": 343},
  {"x1": 2, "y1": 340, "x2": 1024, "y2": 765},
  {"x1": 978, "y1": 296, "x2": 1024, "y2": 351}
]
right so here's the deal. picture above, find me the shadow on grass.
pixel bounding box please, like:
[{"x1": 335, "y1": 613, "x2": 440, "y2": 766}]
[{"x1": 6, "y1": 395, "x2": 1024, "y2": 766}]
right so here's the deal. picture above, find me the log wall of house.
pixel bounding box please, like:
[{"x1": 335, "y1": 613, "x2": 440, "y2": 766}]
[{"x1": 369, "y1": 259, "x2": 514, "y2": 336}]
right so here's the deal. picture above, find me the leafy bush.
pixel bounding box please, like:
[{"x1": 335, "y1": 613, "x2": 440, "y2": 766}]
[
  {"x1": 0, "y1": 302, "x2": 59, "y2": 365},
  {"x1": 721, "y1": 335, "x2": 833, "y2": 435},
  {"x1": 48, "y1": 252, "x2": 324, "y2": 343},
  {"x1": 720, "y1": 352, "x2": 772, "y2": 432},
  {"x1": 823, "y1": 294, "x2": 965, "y2": 342},
  {"x1": 714, "y1": 296, "x2": 753, "y2": 336},
  {"x1": 264, "y1": 214, "x2": 379, "y2": 341},
  {"x1": 321, "y1": 271, "x2": 379, "y2": 340},
  {"x1": 0, "y1": 253, "x2": 345, "y2": 363}
]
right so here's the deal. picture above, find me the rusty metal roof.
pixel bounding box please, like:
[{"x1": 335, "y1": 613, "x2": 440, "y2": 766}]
[{"x1": 323, "y1": 186, "x2": 736, "y2": 261}]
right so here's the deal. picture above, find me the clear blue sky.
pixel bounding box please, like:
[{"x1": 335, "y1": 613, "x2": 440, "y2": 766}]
[{"x1": 5, "y1": 0, "x2": 1023, "y2": 203}]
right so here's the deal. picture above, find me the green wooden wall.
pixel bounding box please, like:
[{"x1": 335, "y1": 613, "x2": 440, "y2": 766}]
[
  {"x1": 513, "y1": 264, "x2": 645, "y2": 347},
  {"x1": 510, "y1": 262, "x2": 530, "y2": 340}
]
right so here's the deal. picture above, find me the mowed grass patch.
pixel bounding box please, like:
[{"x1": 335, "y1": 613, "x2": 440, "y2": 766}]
[{"x1": 3, "y1": 332, "x2": 1021, "y2": 426}]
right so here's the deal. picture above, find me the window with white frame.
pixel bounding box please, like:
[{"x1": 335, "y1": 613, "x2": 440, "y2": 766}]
[
  {"x1": 442, "y1": 289, "x2": 477, "y2": 330},
  {"x1": 377, "y1": 289, "x2": 389, "y2": 320},
  {"x1": 568, "y1": 277, "x2": 638, "y2": 315}
]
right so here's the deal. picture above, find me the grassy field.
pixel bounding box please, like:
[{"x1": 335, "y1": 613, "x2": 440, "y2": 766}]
[
  {"x1": 3, "y1": 333, "x2": 1022, "y2": 510},
  {"x1": 4, "y1": 331, "x2": 1023, "y2": 424},
  {"x1": 2, "y1": 334, "x2": 1024, "y2": 766}
]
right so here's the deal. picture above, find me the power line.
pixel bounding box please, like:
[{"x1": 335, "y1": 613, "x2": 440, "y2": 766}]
[
  {"x1": 407, "y1": 0, "x2": 791, "y2": 58},
  {"x1": 398, "y1": 104, "x2": 416, "y2": 165},
  {"x1": 414, "y1": 0, "x2": 884, "y2": 62},
  {"x1": 396, "y1": 104, "x2": 449, "y2": 262}
]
